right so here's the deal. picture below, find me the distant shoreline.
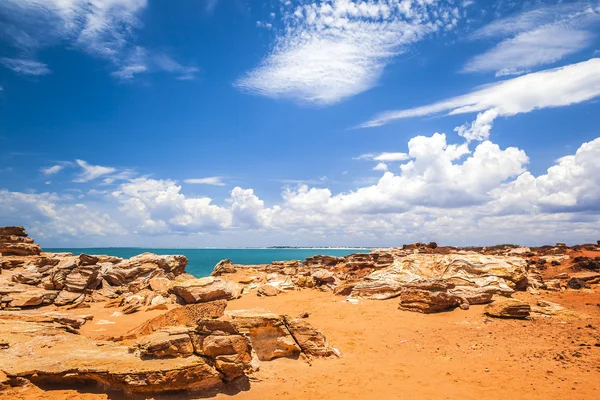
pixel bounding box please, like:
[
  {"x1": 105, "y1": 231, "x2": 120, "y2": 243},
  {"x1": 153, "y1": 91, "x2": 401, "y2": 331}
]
[{"x1": 44, "y1": 247, "x2": 374, "y2": 250}]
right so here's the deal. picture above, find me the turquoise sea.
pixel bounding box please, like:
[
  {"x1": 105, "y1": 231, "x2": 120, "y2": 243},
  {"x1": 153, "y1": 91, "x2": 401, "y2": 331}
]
[{"x1": 44, "y1": 248, "x2": 370, "y2": 277}]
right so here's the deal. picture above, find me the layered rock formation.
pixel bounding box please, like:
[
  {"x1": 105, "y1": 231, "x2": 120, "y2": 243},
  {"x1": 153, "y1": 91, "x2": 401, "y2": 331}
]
[{"x1": 0, "y1": 226, "x2": 41, "y2": 257}]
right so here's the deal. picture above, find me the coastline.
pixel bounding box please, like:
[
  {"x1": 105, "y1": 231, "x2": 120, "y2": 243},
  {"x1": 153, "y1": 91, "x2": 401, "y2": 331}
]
[{"x1": 1, "y1": 227, "x2": 599, "y2": 399}]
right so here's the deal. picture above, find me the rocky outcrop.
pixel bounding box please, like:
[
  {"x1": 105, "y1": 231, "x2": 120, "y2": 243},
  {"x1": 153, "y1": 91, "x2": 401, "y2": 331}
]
[
  {"x1": 169, "y1": 277, "x2": 242, "y2": 304},
  {"x1": 0, "y1": 227, "x2": 41, "y2": 256},
  {"x1": 0, "y1": 318, "x2": 223, "y2": 394},
  {"x1": 1, "y1": 246, "x2": 190, "y2": 309},
  {"x1": 351, "y1": 253, "x2": 527, "y2": 306}
]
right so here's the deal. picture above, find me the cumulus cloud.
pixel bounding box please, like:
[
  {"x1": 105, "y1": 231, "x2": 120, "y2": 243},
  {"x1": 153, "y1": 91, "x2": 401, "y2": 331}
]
[
  {"x1": 184, "y1": 177, "x2": 226, "y2": 186},
  {"x1": 464, "y1": 2, "x2": 600, "y2": 76},
  {"x1": 362, "y1": 58, "x2": 600, "y2": 127},
  {"x1": 5, "y1": 133, "x2": 600, "y2": 246},
  {"x1": 236, "y1": 0, "x2": 462, "y2": 104},
  {"x1": 454, "y1": 108, "x2": 499, "y2": 142}
]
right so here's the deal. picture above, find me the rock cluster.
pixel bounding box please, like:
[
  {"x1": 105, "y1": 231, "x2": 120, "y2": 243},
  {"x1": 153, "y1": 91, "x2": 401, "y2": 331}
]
[
  {"x1": 0, "y1": 226, "x2": 41, "y2": 257},
  {"x1": 213, "y1": 251, "x2": 530, "y2": 314},
  {"x1": 0, "y1": 299, "x2": 337, "y2": 394}
]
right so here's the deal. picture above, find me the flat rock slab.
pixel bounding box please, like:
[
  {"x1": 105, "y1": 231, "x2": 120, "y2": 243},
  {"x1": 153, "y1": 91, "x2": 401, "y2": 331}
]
[{"x1": 0, "y1": 319, "x2": 223, "y2": 394}]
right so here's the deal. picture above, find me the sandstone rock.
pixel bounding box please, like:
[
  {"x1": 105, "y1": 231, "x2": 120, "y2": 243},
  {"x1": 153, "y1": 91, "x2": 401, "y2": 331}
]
[
  {"x1": 64, "y1": 264, "x2": 102, "y2": 292},
  {"x1": 304, "y1": 255, "x2": 344, "y2": 268},
  {"x1": 169, "y1": 277, "x2": 242, "y2": 304},
  {"x1": 229, "y1": 311, "x2": 301, "y2": 361},
  {"x1": 312, "y1": 270, "x2": 335, "y2": 285},
  {"x1": 134, "y1": 329, "x2": 195, "y2": 358},
  {"x1": 567, "y1": 277, "x2": 586, "y2": 289},
  {"x1": 0, "y1": 226, "x2": 27, "y2": 236},
  {"x1": 127, "y1": 301, "x2": 227, "y2": 338},
  {"x1": 257, "y1": 284, "x2": 280, "y2": 297},
  {"x1": 53, "y1": 290, "x2": 84, "y2": 307},
  {"x1": 484, "y1": 298, "x2": 531, "y2": 319},
  {"x1": 0, "y1": 243, "x2": 41, "y2": 256},
  {"x1": 0, "y1": 235, "x2": 34, "y2": 244},
  {"x1": 333, "y1": 282, "x2": 356, "y2": 296},
  {"x1": 211, "y1": 259, "x2": 236, "y2": 276},
  {"x1": 11, "y1": 268, "x2": 42, "y2": 286},
  {"x1": 9, "y1": 289, "x2": 58, "y2": 308},
  {"x1": 78, "y1": 253, "x2": 99, "y2": 266},
  {"x1": 398, "y1": 288, "x2": 464, "y2": 314},
  {"x1": 284, "y1": 317, "x2": 338, "y2": 357},
  {"x1": 149, "y1": 277, "x2": 171, "y2": 293},
  {"x1": 351, "y1": 253, "x2": 527, "y2": 300},
  {"x1": 0, "y1": 318, "x2": 223, "y2": 394}
]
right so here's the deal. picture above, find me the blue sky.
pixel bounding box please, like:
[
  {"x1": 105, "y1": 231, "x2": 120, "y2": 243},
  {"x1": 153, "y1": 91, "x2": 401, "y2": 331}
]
[{"x1": 1, "y1": 0, "x2": 600, "y2": 247}]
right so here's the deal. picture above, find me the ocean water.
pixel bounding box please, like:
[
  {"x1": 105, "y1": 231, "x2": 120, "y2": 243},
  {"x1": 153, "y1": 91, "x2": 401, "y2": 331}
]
[{"x1": 44, "y1": 248, "x2": 370, "y2": 277}]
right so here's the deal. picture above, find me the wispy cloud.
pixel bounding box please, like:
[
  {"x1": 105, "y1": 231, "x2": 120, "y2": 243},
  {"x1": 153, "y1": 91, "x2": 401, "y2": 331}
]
[
  {"x1": 184, "y1": 177, "x2": 226, "y2": 186},
  {"x1": 0, "y1": 0, "x2": 196, "y2": 81},
  {"x1": 0, "y1": 57, "x2": 50, "y2": 76},
  {"x1": 464, "y1": 3, "x2": 600, "y2": 76},
  {"x1": 236, "y1": 0, "x2": 463, "y2": 105},
  {"x1": 355, "y1": 152, "x2": 409, "y2": 162},
  {"x1": 362, "y1": 58, "x2": 600, "y2": 128},
  {"x1": 153, "y1": 54, "x2": 199, "y2": 81},
  {"x1": 40, "y1": 164, "x2": 64, "y2": 175},
  {"x1": 74, "y1": 159, "x2": 117, "y2": 183}
]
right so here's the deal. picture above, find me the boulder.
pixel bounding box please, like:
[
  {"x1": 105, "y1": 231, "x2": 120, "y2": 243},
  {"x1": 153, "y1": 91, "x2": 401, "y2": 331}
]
[
  {"x1": 567, "y1": 277, "x2": 586, "y2": 289},
  {"x1": 211, "y1": 259, "x2": 236, "y2": 276},
  {"x1": 11, "y1": 268, "x2": 42, "y2": 286},
  {"x1": 169, "y1": 277, "x2": 242, "y2": 304},
  {"x1": 134, "y1": 329, "x2": 195, "y2": 359},
  {"x1": 284, "y1": 317, "x2": 338, "y2": 357},
  {"x1": 149, "y1": 277, "x2": 171, "y2": 293},
  {"x1": 484, "y1": 298, "x2": 531, "y2": 319},
  {"x1": 304, "y1": 255, "x2": 344, "y2": 268},
  {"x1": 229, "y1": 311, "x2": 301, "y2": 361},
  {"x1": 398, "y1": 288, "x2": 464, "y2": 314},
  {"x1": 311, "y1": 270, "x2": 336, "y2": 285},
  {"x1": 257, "y1": 284, "x2": 280, "y2": 297},
  {"x1": 9, "y1": 289, "x2": 58, "y2": 308},
  {"x1": 351, "y1": 253, "x2": 527, "y2": 300}
]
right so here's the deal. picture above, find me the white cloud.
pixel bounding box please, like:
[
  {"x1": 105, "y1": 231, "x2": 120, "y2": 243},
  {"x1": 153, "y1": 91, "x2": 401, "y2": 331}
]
[
  {"x1": 464, "y1": 3, "x2": 600, "y2": 75},
  {"x1": 235, "y1": 0, "x2": 463, "y2": 105},
  {"x1": 74, "y1": 159, "x2": 117, "y2": 183},
  {"x1": 373, "y1": 162, "x2": 388, "y2": 171},
  {"x1": 111, "y1": 65, "x2": 147, "y2": 79},
  {"x1": 40, "y1": 164, "x2": 64, "y2": 175},
  {"x1": 153, "y1": 54, "x2": 199, "y2": 81},
  {"x1": 355, "y1": 152, "x2": 409, "y2": 162},
  {"x1": 0, "y1": 0, "x2": 195, "y2": 80},
  {"x1": 184, "y1": 177, "x2": 226, "y2": 186},
  {"x1": 363, "y1": 58, "x2": 600, "y2": 127},
  {"x1": 0, "y1": 58, "x2": 50, "y2": 76},
  {"x1": 454, "y1": 108, "x2": 499, "y2": 142},
  {"x1": 5, "y1": 134, "x2": 600, "y2": 246}
]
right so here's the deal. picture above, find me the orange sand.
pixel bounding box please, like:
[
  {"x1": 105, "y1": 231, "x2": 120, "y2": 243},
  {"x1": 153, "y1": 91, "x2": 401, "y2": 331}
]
[{"x1": 3, "y1": 287, "x2": 600, "y2": 400}]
